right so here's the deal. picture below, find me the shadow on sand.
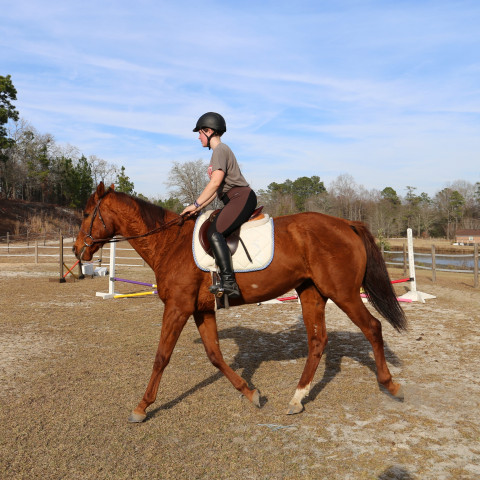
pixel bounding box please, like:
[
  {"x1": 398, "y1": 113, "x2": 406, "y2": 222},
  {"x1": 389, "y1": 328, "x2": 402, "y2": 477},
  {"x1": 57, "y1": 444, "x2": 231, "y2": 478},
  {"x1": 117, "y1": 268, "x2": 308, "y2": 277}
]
[
  {"x1": 378, "y1": 465, "x2": 414, "y2": 479},
  {"x1": 148, "y1": 320, "x2": 402, "y2": 419}
]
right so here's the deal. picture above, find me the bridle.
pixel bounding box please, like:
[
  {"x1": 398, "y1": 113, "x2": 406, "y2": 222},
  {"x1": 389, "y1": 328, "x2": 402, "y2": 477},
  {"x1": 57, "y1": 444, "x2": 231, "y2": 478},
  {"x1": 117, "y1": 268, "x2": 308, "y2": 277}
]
[
  {"x1": 81, "y1": 190, "x2": 186, "y2": 247},
  {"x1": 81, "y1": 193, "x2": 114, "y2": 247}
]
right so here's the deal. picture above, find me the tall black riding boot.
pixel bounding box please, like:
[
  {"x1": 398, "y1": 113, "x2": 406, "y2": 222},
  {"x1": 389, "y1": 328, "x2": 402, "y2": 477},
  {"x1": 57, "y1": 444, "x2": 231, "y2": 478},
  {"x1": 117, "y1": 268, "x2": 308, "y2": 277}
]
[{"x1": 209, "y1": 232, "x2": 241, "y2": 299}]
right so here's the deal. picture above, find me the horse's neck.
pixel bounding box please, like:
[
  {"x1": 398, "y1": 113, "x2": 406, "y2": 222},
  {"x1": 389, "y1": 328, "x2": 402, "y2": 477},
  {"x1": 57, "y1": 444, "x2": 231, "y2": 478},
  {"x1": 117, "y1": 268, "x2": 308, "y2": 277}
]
[{"x1": 111, "y1": 197, "x2": 191, "y2": 268}]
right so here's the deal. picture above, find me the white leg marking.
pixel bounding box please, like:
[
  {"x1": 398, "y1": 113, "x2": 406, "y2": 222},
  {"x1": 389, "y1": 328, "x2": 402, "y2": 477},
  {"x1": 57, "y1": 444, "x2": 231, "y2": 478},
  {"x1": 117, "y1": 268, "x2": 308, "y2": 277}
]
[{"x1": 290, "y1": 383, "x2": 311, "y2": 406}]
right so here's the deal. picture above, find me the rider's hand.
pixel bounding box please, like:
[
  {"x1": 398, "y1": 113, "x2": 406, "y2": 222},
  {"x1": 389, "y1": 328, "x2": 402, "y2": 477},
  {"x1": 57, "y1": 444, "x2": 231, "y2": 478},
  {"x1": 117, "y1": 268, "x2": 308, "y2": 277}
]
[{"x1": 181, "y1": 204, "x2": 199, "y2": 217}]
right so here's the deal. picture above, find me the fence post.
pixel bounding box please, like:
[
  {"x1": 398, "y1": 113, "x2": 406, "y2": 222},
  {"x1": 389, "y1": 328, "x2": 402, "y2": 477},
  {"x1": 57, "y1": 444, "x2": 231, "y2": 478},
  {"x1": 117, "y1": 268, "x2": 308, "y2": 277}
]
[
  {"x1": 403, "y1": 242, "x2": 407, "y2": 277},
  {"x1": 7, "y1": 232, "x2": 9, "y2": 253},
  {"x1": 474, "y1": 243, "x2": 479, "y2": 288},
  {"x1": 59, "y1": 235, "x2": 66, "y2": 283},
  {"x1": 35, "y1": 240, "x2": 39, "y2": 264},
  {"x1": 431, "y1": 244, "x2": 436, "y2": 283}
]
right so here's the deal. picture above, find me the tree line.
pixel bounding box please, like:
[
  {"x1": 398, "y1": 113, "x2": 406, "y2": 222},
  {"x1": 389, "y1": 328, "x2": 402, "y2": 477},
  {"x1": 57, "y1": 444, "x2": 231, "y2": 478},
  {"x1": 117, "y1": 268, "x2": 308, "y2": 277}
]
[
  {"x1": 258, "y1": 175, "x2": 480, "y2": 240},
  {"x1": 2, "y1": 74, "x2": 479, "y2": 238},
  {"x1": 0, "y1": 75, "x2": 134, "y2": 208},
  {"x1": 167, "y1": 162, "x2": 480, "y2": 241}
]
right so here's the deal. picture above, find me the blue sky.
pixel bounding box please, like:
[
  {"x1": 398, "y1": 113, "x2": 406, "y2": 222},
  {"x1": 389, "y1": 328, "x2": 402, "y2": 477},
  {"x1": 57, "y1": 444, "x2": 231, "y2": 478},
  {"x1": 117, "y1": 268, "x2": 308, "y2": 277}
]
[{"x1": 2, "y1": 0, "x2": 479, "y2": 199}]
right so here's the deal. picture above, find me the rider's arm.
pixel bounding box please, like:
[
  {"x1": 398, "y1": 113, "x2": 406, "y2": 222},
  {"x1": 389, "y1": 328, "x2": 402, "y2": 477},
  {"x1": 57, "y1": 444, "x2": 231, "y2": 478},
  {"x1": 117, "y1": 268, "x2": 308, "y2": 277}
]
[
  {"x1": 199, "y1": 191, "x2": 217, "y2": 208},
  {"x1": 181, "y1": 170, "x2": 224, "y2": 215},
  {"x1": 197, "y1": 170, "x2": 224, "y2": 205}
]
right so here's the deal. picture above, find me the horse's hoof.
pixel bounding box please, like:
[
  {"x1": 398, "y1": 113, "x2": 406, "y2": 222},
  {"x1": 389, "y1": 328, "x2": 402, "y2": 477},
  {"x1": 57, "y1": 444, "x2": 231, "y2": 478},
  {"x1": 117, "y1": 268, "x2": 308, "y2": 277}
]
[
  {"x1": 128, "y1": 411, "x2": 147, "y2": 423},
  {"x1": 251, "y1": 389, "x2": 261, "y2": 408},
  {"x1": 394, "y1": 384, "x2": 404, "y2": 400},
  {"x1": 287, "y1": 402, "x2": 304, "y2": 415},
  {"x1": 381, "y1": 382, "x2": 405, "y2": 401}
]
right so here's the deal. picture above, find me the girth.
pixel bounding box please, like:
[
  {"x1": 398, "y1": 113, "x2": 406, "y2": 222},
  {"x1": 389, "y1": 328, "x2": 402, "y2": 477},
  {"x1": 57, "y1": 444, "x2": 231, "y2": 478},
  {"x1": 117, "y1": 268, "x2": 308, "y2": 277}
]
[{"x1": 198, "y1": 206, "x2": 264, "y2": 256}]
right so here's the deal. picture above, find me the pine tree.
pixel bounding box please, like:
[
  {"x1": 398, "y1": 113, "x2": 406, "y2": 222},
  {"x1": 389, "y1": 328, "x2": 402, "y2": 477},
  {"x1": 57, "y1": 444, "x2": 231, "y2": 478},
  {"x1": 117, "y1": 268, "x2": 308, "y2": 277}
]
[{"x1": 115, "y1": 166, "x2": 135, "y2": 195}]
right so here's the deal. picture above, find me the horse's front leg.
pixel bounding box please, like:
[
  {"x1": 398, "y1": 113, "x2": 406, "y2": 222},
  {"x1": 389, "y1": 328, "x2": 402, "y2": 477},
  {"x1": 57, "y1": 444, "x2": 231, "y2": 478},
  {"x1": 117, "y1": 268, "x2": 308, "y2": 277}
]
[
  {"x1": 194, "y1": 310, "x2": 261, "y2": 408},
  {"x1": 128, "y1": 304, "x2": 190, "y2": 423}
]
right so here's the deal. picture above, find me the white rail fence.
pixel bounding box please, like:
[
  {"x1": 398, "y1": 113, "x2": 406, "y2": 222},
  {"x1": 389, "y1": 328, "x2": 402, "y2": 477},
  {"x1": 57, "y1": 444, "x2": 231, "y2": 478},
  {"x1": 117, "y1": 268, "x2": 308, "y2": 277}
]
[
  {"x1": 1, "y1": 231, "x2": 478, "y2": 287},
  {"x1": 0, "y1": 236, "x2": 146, "y2": 268}
]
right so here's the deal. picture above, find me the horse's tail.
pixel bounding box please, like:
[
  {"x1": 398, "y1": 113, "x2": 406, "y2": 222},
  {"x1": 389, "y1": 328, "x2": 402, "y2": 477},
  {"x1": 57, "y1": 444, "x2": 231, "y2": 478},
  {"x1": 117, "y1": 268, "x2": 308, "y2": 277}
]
[{"x1": 350, "y1": 222, "x2": 407, "y2": 332}]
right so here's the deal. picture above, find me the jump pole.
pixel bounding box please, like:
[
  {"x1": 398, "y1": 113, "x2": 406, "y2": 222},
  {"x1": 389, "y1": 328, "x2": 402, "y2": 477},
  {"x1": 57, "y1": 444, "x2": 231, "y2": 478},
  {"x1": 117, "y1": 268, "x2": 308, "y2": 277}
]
[
  {"x1": 96, "y1": 242, "x2": 156, "y2": 299},
  {"x1": 113, "y1": 278, "x2": 156, "y2": 288},
  {"x1": 112, "y1": 278, "x2": 157, "y2": 299},
  {"x1": 56, "y1": 235, "x2": 84, "y2": 282},
  {"x1": 114, "y1": 290, "x2": 157, "y2": 299},
  {"x1": 63, "y1": 259, "x2": 80, "y2": 279}
]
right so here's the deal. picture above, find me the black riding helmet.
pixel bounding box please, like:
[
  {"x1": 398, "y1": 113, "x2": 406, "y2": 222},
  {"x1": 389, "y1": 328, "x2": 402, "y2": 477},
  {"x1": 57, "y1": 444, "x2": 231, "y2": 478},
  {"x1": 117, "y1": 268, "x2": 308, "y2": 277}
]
[
  {"x1": 193, "y1": 112, "x2": 227, "y2": 134},
  {"x1": 193, "y1": 112, "x2": 226, "y2": 149}
]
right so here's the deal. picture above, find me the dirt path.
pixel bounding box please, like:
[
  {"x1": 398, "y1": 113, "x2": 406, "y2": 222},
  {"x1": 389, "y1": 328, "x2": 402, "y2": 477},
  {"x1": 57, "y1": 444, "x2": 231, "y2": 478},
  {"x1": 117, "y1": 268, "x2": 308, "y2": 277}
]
[{"x1": 0, "y1": 263, "x2": 479, "y2": 479}]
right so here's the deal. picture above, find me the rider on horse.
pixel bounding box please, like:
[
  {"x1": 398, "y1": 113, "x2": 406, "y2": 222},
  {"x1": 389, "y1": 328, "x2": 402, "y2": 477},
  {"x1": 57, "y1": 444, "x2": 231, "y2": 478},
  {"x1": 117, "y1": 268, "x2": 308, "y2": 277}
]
[{"x1": 181, "y1": 112, "x2": 257, "y2": 299}]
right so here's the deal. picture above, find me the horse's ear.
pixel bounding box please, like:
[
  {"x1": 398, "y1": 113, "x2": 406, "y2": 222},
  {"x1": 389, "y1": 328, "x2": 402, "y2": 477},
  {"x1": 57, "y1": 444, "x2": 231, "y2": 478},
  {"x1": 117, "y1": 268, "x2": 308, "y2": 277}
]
[
  {"x1": 110, "y1": 183, "x2": 115, "y2": 191},
  {"x1": 96, "y1": 182, "x2": 105, "y2": 197}
]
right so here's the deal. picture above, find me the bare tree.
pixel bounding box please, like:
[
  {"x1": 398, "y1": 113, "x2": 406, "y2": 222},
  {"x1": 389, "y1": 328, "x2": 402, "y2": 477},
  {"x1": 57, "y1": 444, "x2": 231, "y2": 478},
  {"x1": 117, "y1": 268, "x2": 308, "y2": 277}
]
[
  {"x1": 329, "y1": 174, "x2": 363, "y2": 220},
  {"x1": 435, "y1": 188, "x2": 466, "y2": 239},
  {"x1": 50, "y1": 142, "x2": 81, "y2": 164},
  {"x1": 166, "y1": 159, "x2": 210, "y2": 205},
  {"x1": 88, "y1": 155, "x2": 118, "y2": 187},
  {"x1": 305, "y1": 191, "x2": 331, "y2": 214}
]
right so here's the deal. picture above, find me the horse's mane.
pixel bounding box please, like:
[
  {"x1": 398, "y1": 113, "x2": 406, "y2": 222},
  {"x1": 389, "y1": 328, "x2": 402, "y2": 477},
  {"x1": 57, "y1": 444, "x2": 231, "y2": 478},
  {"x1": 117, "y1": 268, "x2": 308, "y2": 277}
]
[{"x1": 114, "y1": 191, "x2": 167, "y2": 229}]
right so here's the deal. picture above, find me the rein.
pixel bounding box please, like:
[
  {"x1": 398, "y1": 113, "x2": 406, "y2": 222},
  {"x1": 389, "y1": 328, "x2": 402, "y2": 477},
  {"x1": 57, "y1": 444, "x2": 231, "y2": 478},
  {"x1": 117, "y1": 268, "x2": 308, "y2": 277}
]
[{"x1": 81, "y1": 191, "x2": 187, "y2": 247}]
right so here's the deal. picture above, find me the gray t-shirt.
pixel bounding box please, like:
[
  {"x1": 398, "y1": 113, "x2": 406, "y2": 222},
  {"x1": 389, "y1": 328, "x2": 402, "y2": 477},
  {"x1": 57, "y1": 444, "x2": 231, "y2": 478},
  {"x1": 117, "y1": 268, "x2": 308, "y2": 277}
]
[{"x1": 209, "y1": 142, "x2": 249, "y2": 197}]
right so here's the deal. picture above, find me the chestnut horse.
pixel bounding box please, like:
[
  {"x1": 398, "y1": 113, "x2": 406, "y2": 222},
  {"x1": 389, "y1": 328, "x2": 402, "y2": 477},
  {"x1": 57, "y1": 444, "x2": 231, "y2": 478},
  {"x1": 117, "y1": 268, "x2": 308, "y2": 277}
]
[{"x1": 74, "y1": 183, "x2": 406, "y2": 423}]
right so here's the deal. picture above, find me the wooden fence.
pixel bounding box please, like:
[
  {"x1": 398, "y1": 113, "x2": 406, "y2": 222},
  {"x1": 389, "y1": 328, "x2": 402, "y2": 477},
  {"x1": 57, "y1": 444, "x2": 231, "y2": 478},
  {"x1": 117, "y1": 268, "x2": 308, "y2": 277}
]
[
  {"x1": 383, "y1": 243, "x2": 479, "y2": 287},
  {"x1": 1, "y1": 235, "x2": 478, "y2": 288},
  {"x1": 0, "y1": 235, "x2": 146, "y2": 273}
]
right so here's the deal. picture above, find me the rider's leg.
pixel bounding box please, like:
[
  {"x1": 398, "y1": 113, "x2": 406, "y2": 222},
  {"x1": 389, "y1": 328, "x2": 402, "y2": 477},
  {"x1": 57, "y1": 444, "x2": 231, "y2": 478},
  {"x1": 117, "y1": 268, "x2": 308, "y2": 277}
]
[
  {"x1": 207, "y1": 188, "x2": 257, "y2": 299},
  {"x1": 208, "y1": 231, "x2": 240, "y2": 298}
]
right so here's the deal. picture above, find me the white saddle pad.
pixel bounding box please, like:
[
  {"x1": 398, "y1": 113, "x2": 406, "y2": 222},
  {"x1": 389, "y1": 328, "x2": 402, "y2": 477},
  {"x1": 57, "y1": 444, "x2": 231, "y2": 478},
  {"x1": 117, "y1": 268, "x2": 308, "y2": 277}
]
[{"x1": 192, "y1": 210, "x2": 274, "y2": 272}]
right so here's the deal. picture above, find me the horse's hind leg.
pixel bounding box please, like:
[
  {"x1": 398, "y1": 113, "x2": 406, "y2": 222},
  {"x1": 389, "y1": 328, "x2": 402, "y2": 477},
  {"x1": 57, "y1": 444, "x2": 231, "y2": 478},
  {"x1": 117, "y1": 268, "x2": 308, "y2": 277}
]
[
  {"x1": 336, "y1": 295, "x2": 403, "y2": 398},
  {"x1": 193, "y1": 310, "x2": 261, "y2": 407},
  {"x1": 287, "y1": 281, "x2": 328, "y2": 415}
]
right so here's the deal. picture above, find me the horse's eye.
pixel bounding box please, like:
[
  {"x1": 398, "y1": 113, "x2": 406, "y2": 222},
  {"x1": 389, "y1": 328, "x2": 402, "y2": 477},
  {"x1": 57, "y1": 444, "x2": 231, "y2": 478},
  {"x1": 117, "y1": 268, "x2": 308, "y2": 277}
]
[{"x1": 83, "y1": 212, "x2": 90, "y2": 219}]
